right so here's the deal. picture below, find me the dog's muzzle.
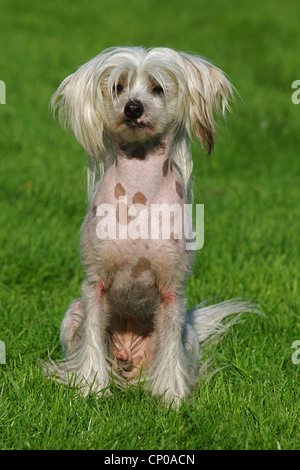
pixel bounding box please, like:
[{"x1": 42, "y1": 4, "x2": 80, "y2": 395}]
[{"x1": 124, "y1": 100, "x2": 144, "y2": 121}]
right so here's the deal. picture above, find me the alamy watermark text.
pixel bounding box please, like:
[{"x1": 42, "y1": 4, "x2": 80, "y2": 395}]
[
  {"x1": 0, "y1": 80, "x2": 6, "y2": 104},
  {"x1": 291, "y1": 80, "x2": 300, "y2": 104},
  {"x1": 95, "y1": 200, "x2": 204, "y2": 250}
]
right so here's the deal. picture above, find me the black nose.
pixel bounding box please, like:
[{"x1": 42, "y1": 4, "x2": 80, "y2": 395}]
[{"x1": 124, "y1": 100, "x2": 144, "y2": 120}]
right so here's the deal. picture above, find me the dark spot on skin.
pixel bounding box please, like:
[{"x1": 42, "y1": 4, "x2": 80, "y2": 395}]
[
  {"x1": 119, "y1": 142, "x2": 147, "y2": 160},
  {"x1": 162, "y1": 159, "x2": 169, "y2": 177},
  {"x1": 131, "y1": 146, "x2": 146, "y2": 159},
  {"x1": 132, "y1": 192, "x2": 147, "y2": 206},
  {"x1": 144, "y1": 243, "x2": 149, "y2": 250},
  {"x1": 92, "y1": 205, "x2": 97, "y2": 216},
  {"x1": 114, "y1": 183, "x2": 126, "y2": 199},
  {"x1": 131, "y1": 257, "x2": 151, "y2": 278},
  {"x1": 175, "y1": 181, "x2": 184, "y2": 199}
]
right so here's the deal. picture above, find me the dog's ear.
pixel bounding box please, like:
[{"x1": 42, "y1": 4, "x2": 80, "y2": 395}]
[
  {"x1": 179, "y1": 53, "x2": 233, "y2": 154},
  {"x1": 50, "y1": 55, "x2": 109, "y2": 163}
]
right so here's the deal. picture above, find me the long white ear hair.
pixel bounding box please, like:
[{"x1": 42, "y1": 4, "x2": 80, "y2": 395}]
[
  {"x1": 50, "y1": 52, "x2": 113, "y2": 189},
  {"x1": 179, "y1": 52, "x2": 234, "y2": 154}
]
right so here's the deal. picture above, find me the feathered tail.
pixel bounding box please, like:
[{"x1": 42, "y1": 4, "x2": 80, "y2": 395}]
[
  {"x1": 185, "y1": 298, "x2": 260, "y2": 346},
  {"x1": 181, "y1": 298, "x2": 261, "y2": 383}
]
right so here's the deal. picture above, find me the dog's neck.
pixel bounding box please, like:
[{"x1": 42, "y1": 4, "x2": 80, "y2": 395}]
[
  {"x1": 116, "y1": 136, "x2": 169, "y2": 159},
  {"x1": 113, "y1": 137, "x2": 172, "y2": 190}
]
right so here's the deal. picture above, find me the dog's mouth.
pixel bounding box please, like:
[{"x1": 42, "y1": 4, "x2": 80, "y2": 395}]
[
  {"x1": 123, "y1": 120, "x2": 157, "y2": 136},
  {"x1": 124, "y1": 118, "x2": 149, "y2": 130}
]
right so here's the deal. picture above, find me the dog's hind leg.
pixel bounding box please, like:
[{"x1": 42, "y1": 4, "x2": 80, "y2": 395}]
[{"x1": 60, "y1": 299, "x2": 84, "y2": 356}]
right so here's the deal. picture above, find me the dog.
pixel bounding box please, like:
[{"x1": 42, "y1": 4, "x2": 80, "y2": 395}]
[{"x1": 46, "y1": 46, "x2": 256, "y2": 407}]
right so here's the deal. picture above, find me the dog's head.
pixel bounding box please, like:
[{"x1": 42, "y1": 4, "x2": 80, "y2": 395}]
[{"x1": 51, "y1": 46, "x2": 233, "y2": 162}]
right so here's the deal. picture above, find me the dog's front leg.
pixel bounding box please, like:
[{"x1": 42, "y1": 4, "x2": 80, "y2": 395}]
[
  {"x1": 78, "y1": 279, "x2": 111, "y2": 394},
  {"x1": 60, "y1": 279, "x2": 111, "y2": 395},
  {"x1": 149, "y1": 289, "x2": 190, "y2": 407}
]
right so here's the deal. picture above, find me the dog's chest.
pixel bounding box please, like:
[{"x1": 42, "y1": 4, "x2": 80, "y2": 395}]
[
  {"x1": 81, "y1": 155, "x2": 191, "y2": 287},
  {"x1": 97, "y1": 159, "x2": 183, "y2": 209}
]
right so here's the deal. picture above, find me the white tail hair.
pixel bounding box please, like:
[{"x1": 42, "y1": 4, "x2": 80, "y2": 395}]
[{"x1": 186, "y1": 298, "x2": 261, "y2": 346}]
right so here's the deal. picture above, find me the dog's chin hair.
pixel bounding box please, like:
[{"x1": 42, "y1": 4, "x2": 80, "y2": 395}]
[{"x1": 114, "y1": 124, "x2": 158, "y2": 145}]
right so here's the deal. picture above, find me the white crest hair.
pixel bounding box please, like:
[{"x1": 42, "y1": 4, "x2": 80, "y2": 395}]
[{"x1": 51, "y1": 46, "x2": 233, "y2": 196}]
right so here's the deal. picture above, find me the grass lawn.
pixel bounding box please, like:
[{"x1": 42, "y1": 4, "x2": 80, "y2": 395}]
[{"x1": 0, "y1": 0, "x2": 299, "y2": 450}]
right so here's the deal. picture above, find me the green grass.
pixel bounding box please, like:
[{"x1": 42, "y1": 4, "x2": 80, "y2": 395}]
[{"x1": 0, "y1": 0, "x2": 299, "y2": 450}]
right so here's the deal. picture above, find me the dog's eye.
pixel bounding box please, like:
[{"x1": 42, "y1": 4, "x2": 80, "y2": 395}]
[
  {"x1": 152, "y1": 85, "x2": 164, "y2": 96},
  {"x1": 113, "y1": 84, "x2": 123, "y2": 94}
]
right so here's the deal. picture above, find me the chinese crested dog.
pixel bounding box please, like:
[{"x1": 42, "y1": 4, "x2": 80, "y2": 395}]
[{"x1": 46, "y1": 46, "x2": 256, "y2": 407}]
